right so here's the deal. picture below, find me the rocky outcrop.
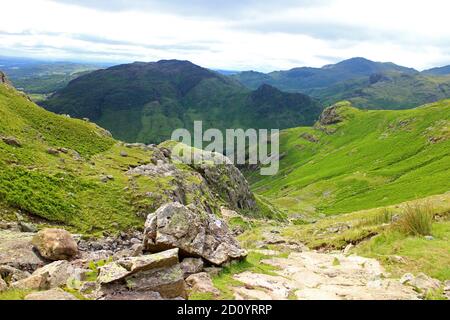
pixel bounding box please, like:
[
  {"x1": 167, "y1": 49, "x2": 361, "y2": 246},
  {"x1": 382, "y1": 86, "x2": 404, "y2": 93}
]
[
  {"x1": 319, "y1": 105, "x2": 343, "y2": 126},
  {"x1": 32, "y1": 229, "x2": 78, "y2": 261},
  {"x1": 0, "y1": 71, "x2": 12, "y2": 86},
  {"x1": 143, "y1": 202, "x2": 247, "y2": 266},
  {"x1": 170, "y1": 146, "x2": 257, "y2": 211}
]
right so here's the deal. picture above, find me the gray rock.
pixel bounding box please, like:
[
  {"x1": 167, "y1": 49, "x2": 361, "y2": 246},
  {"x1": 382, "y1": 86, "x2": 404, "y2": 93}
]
[
  {"x1": 117, "y1": 248, "x2": 179, "y2": 273},
  {"x1": 10, "y1": 272, "x2": 50, "y2": 290},
  {"x1": 47, "y1": 148, "x2": 60, "y2": 155},
  {"x1": 97, "y1": 262, "x2": 130, "y2": 284},
  {"x1": 1, "y1": 136, "x2": 21, "y2": 147},
  {"x1": 186, "y1": 272, "x2": 220, "y2": 296},
  {"x1": 125, "y1": 264, "x2": 186, "y2": 299},
  {"x1": 32, "y1": 260, "x2": 74, "y2": 288},
  {"x1": 25, "y1": 288, "x2": 78, "y2": 300},
  {"x1": 143, "y1": 202, "x2": 247, "y2": 266},
  {"x1": 0, "y1": 230, "x2": 46, "y2": 272},
  {"x1": 120, "y1": 151, "x2": 128, "y2": 157},
  {"x1": 0, "y1": 265, "x2": 30, "y2": 283},
  {"x1": 424, "y1": 235, "x2": 434, "y2": 241},
  {"x1": 19, "y1": 222, "x2": 37, "y2": 233},
  {"x1": 79, "y1": 281, "x2": 97, "y2": 294},
  {"x1": 180, "y1": 258, "x2": 204, "y2": 277}
]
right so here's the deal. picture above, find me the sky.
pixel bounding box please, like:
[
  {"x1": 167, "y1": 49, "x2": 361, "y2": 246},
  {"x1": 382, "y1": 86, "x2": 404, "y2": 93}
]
[{"x1": 0, "y1": 0, "x2": 449, "y2": 72}]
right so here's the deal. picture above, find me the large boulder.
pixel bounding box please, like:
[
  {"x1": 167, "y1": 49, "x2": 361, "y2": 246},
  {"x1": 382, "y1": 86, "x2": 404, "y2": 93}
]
[
  {"x1": 0, "y1": 230, "x2": 46, "y2": 272},
  {"x1": 143, "y1": 202, "x2": 247, "y2": 266},
  {"x1": 24, "y1": 288, "x2": 78, "y2": 300},
  {"x1": 32, "y1": 229, "x2": 78, "y2": 261}
]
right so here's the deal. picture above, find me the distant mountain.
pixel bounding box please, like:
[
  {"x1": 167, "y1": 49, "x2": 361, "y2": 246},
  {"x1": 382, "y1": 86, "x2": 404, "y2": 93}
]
[
  {"x1": 422, "y1": 65, "x2": 450, "y2": 76},
  {"x1": 43, "y1": 60, "x2": 322, "y2": 143},
  {"x1": 232, "y1": 58, "x2": 450, "y2": 109},
  {"x1": 232, "y1": 58, "x2": 418, "y2": 92}
]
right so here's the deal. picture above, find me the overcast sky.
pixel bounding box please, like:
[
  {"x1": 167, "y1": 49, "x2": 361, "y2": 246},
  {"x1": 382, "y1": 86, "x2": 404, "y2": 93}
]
[{"x1": 1, "y1": 0, "x2": 449, "y2": 71}]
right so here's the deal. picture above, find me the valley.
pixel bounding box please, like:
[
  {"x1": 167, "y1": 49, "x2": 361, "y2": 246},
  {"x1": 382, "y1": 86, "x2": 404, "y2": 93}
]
[{"x1": 0, "y1": 56, "x2": 449, "y2": 301}]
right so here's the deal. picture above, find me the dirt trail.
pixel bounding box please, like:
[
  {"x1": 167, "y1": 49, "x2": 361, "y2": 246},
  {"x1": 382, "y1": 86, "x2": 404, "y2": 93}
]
[{"x1": 233, "y1": 249, "x2": 419, "y2": 300}]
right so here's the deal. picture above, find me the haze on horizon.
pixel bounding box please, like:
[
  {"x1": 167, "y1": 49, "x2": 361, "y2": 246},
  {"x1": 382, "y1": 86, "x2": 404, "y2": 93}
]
[{"x1": 1, "y1": 0, "x2": 449, "y2": 72}]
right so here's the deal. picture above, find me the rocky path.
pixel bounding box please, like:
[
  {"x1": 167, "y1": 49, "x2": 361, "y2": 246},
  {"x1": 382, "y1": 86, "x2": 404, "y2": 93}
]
[{"x1": 233, "y1": 249, "x2": 419, "y2": 300}]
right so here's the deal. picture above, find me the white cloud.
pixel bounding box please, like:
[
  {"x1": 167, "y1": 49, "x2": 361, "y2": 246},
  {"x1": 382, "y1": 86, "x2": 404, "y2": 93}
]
[{"x1": 0, "y1": 0, "x2": 449, "y2": 71}]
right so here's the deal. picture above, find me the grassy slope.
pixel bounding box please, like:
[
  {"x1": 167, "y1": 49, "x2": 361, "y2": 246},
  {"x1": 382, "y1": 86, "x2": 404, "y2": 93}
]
[
  {"x1": 249, "y1": 100, "x2": 450, "y2": 217},
  {"x1": 0, "y1": 84, "x2": 231, "y2": 234}
]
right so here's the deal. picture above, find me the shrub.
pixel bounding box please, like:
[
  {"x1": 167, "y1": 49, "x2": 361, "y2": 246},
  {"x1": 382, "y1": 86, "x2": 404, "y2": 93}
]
[{"x1": 395, "y1": 203, "x2": 434, "y2": 236}]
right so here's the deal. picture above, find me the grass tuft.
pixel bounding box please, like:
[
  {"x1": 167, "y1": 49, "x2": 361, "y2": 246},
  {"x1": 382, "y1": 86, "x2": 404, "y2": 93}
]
[{"x1": 395, "y1": 203, "x2": 434, "y2": 236}]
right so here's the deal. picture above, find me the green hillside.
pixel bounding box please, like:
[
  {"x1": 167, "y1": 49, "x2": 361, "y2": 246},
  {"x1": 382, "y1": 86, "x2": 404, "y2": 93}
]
[
  {"x1": 0, "y1": 80, "x2": 257, "y2": 234},
  {"x1": 249, "y1": 100, "x2": 450, "y2": 216},
  {"x1": 42, "y1": 60, "x2": 322, "y2": 144}
]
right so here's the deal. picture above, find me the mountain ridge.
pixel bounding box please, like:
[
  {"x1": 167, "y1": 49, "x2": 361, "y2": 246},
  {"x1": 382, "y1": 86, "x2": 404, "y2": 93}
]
[{"x1": 42, "y1": 60, "x2": 322, "y2": 144}]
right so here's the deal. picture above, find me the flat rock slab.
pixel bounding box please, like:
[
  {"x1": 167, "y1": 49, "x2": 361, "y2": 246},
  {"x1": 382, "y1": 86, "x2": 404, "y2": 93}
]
[
  {"x1": 24, "y1": 288, "x2": 78, "y2": 300},
  {"x1": 0, "y1": 230, "x2": 46, "y2": 272},
  {"x1": 233, "y1": 251, "x2": 420, "y2": 300}
]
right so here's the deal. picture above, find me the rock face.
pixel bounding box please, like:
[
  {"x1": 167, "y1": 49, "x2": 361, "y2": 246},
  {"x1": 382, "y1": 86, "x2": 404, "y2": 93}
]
[
  {"x1": 98, "y1": 248, "x2": 187, "y2": 299},
  {"x1": 32, "y1": 229, "x2": 78, "y2": 261},
  {"x1": 25, "y1": 288, "x2": 78, "y2": 300},
  {"x1": 143, "y1": 202, "x2": 247, "y2": 266}
]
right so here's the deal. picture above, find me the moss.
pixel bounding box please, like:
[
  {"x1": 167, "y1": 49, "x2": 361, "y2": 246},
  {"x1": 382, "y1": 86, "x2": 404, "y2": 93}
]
[{"x1": 0, "y1": 289, "x2": 33, "y2": 300}]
